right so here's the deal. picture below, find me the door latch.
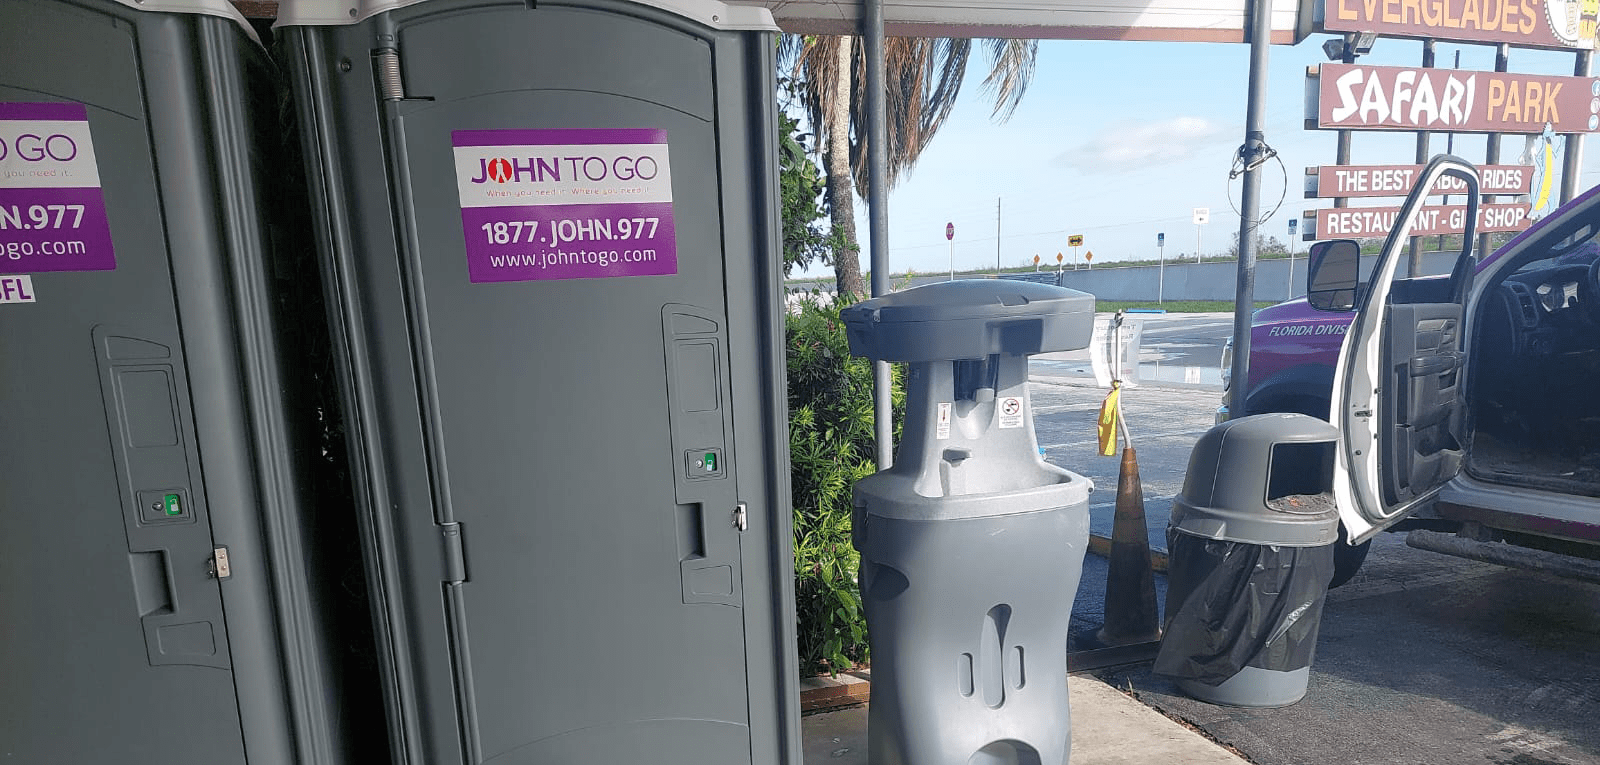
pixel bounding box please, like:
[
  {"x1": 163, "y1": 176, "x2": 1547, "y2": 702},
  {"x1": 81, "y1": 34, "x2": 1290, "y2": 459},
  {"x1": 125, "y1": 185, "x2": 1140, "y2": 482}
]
[
  {"x1": 732, "y1": 503, "x2": 748, "y2": 532},
  {"x1": 207, "y1": 546, "x2": 232, "y2": 580}
]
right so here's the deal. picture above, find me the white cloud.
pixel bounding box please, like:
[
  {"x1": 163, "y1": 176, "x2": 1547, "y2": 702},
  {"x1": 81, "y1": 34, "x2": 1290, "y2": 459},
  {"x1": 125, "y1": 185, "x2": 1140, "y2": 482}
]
[{"x1": 1054, "y1": 116, "x2": 1225, "y2": 173}]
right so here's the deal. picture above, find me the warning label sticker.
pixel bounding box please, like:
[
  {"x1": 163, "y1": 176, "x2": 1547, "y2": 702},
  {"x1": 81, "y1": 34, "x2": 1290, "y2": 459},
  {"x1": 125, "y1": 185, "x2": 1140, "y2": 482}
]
[
  {"x1": 451, "y1": 128, "x2": 678, "y2": 283},
  {"x1": 936, "y1": 402, "x2": 952, "y2": 440},
  {"x1": 0, "y1": 102, "x2": 116, "y2": 274},
  {"x1": 998, "y1": 396, "x2": 1024, "y2": 429}
]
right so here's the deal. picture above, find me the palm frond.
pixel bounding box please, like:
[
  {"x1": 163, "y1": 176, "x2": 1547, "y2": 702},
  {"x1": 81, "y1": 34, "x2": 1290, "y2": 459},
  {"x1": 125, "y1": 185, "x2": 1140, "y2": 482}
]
[{"x1": 980, "y1": 38, "x2": 1038, "y2": 122}]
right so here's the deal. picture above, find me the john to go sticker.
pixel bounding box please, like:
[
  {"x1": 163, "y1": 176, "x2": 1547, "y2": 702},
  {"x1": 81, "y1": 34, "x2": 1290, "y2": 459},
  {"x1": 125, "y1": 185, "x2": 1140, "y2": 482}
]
[
  {"x1": 1, "y1": 102, "x2": 116, "y2": 274},
  {"x1": 452, "y1": 128, "x2": 678, "y2": 283}
]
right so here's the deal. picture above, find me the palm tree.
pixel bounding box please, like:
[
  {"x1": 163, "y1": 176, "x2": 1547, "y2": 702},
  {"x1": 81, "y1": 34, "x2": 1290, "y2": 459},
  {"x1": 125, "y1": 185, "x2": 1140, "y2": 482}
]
[{"x1": 785, "y1": 35, "x2": 1038, "y2": 297}]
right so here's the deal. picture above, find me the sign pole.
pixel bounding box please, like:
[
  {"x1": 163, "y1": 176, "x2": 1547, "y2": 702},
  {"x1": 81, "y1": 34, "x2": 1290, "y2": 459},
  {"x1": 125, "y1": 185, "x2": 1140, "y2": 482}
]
[
  {"x1": 1481, "y1": 43, "x2": 1509, "y2": 258},
  {"x1": 1157, "y1": 232, "x2": 1165, "y2": 303},
  {"x1": 1563, "y1": 50, "x2": 1593, "y2": 205},
  {"x1": 946, "y1": 221, "x2": 955, "y2": 280},
  {"x1": 1227, "y1": 0, "x2": 1270, "y2": 417},
  {"x1": 1407, "y1": 40, "x2": 1436, "y2": 277},
  {"x1": 1286, "y1": 218, "x2": 1297, "y2": 299}
]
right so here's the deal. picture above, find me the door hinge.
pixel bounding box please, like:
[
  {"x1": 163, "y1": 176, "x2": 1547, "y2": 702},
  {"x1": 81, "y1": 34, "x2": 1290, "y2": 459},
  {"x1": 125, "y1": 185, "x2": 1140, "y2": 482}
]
[
  {"x1": 732, "y1": 503, "x2": 748, "y2": 532},
  {"x1": 440, "y1": 522, "x2": 467, "y2": 584},
  {"x1": 376, "y1": 48, "x2": 405, "y2": 101},
  {"x1": 207, "y1": 546, "x2": 232, "y2": 580}
]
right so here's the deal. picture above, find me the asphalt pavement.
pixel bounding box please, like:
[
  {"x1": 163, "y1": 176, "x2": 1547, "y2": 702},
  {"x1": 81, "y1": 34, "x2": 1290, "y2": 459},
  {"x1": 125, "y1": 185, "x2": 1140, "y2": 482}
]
[
  {"x1": 1026, "y1": 319, "x2": 1600, "y2": 765},
  {"x1": 1106, "y1": 533, "x2": 1600, "y2": 765}
]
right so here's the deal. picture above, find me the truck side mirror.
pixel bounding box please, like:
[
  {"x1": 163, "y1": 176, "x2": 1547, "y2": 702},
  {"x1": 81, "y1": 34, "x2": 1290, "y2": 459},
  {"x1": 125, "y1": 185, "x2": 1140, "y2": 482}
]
[{"x1": 1306, "y1": 240, "x2": 1361, "y2": 311}]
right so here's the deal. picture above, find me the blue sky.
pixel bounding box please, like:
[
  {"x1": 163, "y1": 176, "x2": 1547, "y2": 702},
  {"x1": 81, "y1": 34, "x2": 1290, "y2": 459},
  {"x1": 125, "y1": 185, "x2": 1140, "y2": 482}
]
[{"x1": 789, "y1": 35, "x2": 1600, "y2": 279}]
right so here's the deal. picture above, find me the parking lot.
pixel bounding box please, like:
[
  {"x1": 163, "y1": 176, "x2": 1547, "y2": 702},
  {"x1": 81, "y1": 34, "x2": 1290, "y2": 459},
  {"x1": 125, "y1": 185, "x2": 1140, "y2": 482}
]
[{"x1": 1027, "y1": 336, "x2": 1600, "y2": 765}]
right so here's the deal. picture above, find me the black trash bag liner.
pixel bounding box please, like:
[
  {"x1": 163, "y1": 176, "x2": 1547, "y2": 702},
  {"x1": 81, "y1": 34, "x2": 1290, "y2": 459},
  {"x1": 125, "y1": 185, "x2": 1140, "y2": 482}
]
[{"x1": 1153, "y1": 532, "x2": 1335, "y2": 686}]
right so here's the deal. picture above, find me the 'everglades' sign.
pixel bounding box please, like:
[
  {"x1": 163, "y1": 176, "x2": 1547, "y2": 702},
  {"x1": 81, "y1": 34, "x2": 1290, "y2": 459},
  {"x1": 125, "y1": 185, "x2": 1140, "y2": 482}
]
[{"x1": 1321, "y1": 0, "x2": 1596, "y2": 50}]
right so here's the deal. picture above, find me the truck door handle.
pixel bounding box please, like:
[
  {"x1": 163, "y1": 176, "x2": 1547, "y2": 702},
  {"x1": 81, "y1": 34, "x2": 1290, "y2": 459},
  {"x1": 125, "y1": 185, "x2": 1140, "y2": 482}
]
[{"x1": 1409, "y1": 353, "x2": 1460, "y2": 377}]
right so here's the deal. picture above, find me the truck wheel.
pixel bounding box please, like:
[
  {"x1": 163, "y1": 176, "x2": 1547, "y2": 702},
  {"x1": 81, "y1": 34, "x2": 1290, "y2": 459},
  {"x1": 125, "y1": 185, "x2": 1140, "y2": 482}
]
[{"x1": 1329, "y1": 526, "x2": 1371, "y2": 589}]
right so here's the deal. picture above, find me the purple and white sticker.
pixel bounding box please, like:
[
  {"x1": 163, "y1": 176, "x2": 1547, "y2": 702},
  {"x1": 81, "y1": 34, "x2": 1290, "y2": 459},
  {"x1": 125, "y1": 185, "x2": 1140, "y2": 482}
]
[
  {"x1": 0, "y1": 103, "x2": 116, "y2": 274},
  {"x1": 0, "y1": 274, "x2": 35, "y2": 304},
  {"x1": 452, "y1": 128, "x2": 678, "y2": 283}
]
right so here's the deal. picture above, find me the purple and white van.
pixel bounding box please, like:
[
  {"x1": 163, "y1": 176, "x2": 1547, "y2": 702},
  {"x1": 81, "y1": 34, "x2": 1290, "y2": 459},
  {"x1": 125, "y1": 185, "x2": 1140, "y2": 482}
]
[{"x1": 1228, "y1": 156, "x2": 1600, "y2": 587}]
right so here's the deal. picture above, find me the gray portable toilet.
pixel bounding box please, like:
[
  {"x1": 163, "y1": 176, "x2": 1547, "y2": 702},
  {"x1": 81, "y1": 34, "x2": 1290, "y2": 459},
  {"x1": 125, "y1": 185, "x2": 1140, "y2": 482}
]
[
  {"x1": 0, "y1": 1, "x2": 383, "y2": 762},
  {"x1": 278, "y1": 1, "x2": 801, "y2": 763},
  {"x1": 841, "y1": 280, "x2": 1096, "y2": 765}
]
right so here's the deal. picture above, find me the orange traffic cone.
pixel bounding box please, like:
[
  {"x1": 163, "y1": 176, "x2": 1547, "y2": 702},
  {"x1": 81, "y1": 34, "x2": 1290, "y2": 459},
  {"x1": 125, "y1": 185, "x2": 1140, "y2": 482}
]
[{"x1": 1093, "y1": 446, "x2": 1162, "y2": 647}]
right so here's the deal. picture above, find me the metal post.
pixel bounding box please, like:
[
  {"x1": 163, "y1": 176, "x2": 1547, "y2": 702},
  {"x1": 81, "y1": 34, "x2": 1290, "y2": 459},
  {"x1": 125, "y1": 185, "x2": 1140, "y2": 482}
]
[
  {"x1": 1481, "y1": 44, "x2": 1509, "y2": 257},
  {"x1": 1158, "y1": 241, "x2": 1165, "y2": 303},
  {"x1": 1563, "y1": 50, "x2": 1592, "y2": 205},
  {"x1": 1409, "y1": 39, "x2": 1435, "y2": 276},
  {"x1": 1334, "y1": 130, "x2": 1352, "y2": 208},
  {"x1": 1334, "y1": 48, "x2": 1355, "y2": 212},
  {"x1": 1229, "y1": 0, "x2": 1272, "y2": 415},
  {"x1": 864, "y1": 0, "x2": 892, "y2": 469},
  {"x1": 948, "y1": 237, "x2": 954, "y2": 281},
  {"x1": 1440, "y1": 48, "x2": 1458, "y2": 254},
  {"x1": 1286, "y1": 224, "x2": 1295, "y2": 298}
]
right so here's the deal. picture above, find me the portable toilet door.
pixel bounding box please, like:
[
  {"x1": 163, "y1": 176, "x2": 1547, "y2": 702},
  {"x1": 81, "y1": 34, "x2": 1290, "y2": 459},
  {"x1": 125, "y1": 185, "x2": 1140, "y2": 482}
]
[
  {"x1": 279, "y1": 0, "x2": 802, "y2": 763},
  {"x1": 0, "y1": 1, "x2": 384, "y2": 762}
]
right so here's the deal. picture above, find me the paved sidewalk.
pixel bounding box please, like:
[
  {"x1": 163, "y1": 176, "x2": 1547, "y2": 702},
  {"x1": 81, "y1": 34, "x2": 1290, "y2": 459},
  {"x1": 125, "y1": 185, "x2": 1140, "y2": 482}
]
[{"x1": 801, "y1": 673, "x2": 1249, "y2": 764}]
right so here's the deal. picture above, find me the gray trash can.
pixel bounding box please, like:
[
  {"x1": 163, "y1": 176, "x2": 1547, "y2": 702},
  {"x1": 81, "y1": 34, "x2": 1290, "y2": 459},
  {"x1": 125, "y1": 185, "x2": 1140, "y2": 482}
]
[
  {"x1": 1154, "y1": 413, "x2": 1341, "y2": 707},
  {"x1": 841, "y1": 280, "x2": 1095, "y2": 765}
]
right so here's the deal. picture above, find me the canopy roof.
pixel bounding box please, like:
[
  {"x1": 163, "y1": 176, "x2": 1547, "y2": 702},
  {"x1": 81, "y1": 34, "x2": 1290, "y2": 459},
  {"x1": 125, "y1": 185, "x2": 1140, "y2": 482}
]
[{"x1": 722, "y1": 0, "x2": 1315, "y2": 43}]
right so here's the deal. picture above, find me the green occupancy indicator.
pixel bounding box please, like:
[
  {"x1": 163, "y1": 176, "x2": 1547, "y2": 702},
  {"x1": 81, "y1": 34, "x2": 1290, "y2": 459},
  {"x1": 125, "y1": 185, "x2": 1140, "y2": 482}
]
[
  {"x1": 703, "y1": 452, "x2": 717, "y2": 472},
  {"x1": 164, "y1": 493, "x2": 182, "y2": 516}
]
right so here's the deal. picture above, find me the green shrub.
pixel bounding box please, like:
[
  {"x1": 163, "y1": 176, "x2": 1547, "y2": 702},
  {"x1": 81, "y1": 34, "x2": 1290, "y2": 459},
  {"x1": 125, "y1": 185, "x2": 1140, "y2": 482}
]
[{"x1": 786, "y1": 294, "x2": 903, "y2": 676}]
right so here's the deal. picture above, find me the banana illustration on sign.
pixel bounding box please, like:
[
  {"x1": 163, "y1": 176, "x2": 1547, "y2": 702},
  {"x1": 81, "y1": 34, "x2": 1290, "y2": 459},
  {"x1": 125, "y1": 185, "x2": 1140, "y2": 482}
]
[
  {"x1": 1533, "y1": 139, "x2": 1555, "y2": 213},
  {"x1": 1524, "y1": 124, "x2": 1562, "y2": 221}
]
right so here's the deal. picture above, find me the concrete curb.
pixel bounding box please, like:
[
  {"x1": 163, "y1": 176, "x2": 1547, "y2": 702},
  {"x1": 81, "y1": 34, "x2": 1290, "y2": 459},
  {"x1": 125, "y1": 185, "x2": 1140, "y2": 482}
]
[
  {"x1": 798, "y1": 673, "x2": 1253, "y2": 764},
  {"x1": 799, "y1": 670, "x2": 870, "y2": 714}
]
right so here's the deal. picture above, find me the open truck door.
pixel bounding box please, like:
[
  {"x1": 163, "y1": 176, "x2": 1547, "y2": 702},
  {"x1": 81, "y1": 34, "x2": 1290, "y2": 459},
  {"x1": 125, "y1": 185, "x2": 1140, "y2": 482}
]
[{"x1": 1320, "y1": 155, "x2": 1480, "y2": 543}]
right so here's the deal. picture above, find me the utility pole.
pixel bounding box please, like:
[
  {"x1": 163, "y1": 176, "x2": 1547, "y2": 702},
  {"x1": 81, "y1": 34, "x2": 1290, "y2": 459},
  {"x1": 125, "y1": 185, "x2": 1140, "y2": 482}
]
[{"x1": 995, "y1": 197, "x2": 1002, "y2": 276}]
